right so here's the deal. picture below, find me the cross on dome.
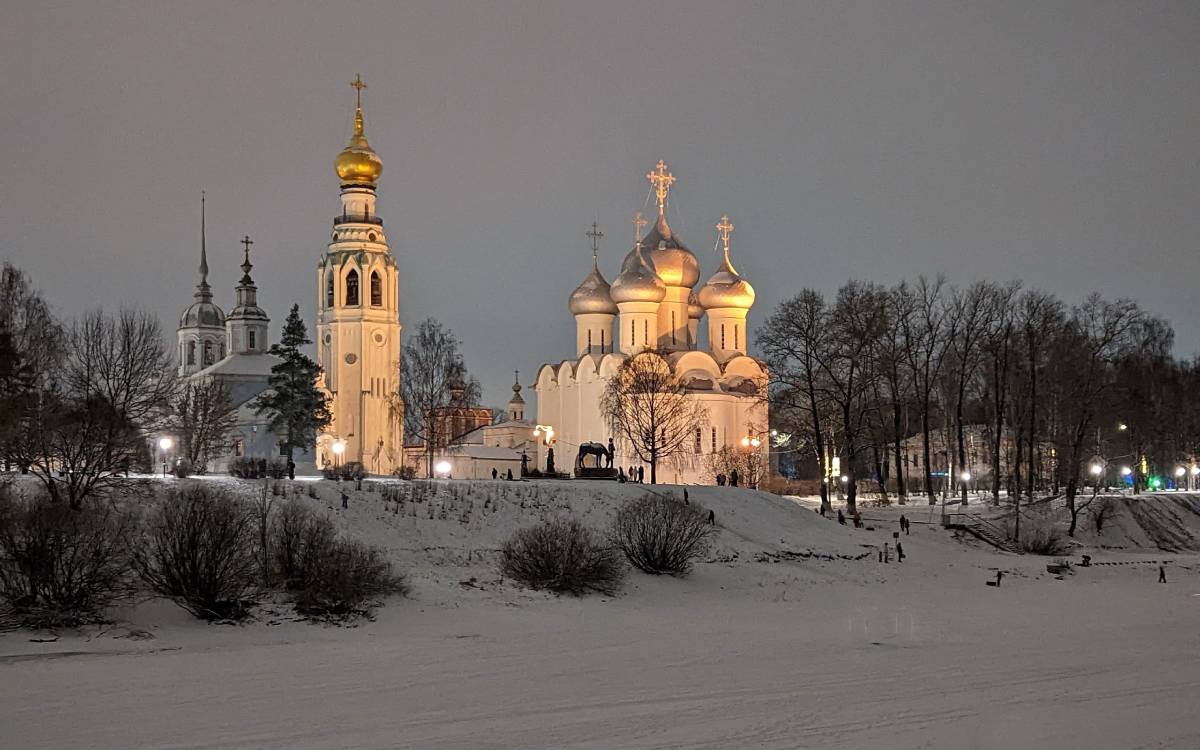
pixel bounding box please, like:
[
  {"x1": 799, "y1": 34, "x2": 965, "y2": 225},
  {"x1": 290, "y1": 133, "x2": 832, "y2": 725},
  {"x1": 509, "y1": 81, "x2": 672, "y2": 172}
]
[
  {"x1": 716, "y1": 214, "x2": 734, "y2": 250},
  {"x1": 349, "y1": 74, "x2": 367, "y2": 137},
  {"x1": 586, "y1": 221, "x2": 603, "y2": 263},
  {"x1": 646, "y1": 160, "x2": 675, "y2": 215},
  {"x1": 632, "y1": 211, "x2": 648, "y2": 244}
]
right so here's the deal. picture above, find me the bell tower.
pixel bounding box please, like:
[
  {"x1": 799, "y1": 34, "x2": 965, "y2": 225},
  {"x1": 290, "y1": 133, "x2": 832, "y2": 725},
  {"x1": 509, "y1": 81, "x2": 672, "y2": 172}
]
[{"x1": 316, "y1": 74, "x2": 403, "y2": 474}]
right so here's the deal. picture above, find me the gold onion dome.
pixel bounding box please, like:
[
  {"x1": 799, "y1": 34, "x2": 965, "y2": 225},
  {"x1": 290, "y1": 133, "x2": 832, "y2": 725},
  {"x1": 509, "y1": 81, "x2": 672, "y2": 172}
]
[
  {"x1": 569, "y1": 260, "x2": 618, "y2": 315},
  {"x1": 335, "y1": 75, "x2": 383, "y2": 185},
  {"x1": 611, "y1": 243, "x2": 666, "y2": 304},
  {"x1": 699, "y1": 215, "x2": 755, "y2": 310},
  {"x1": 688, "y1": 290, "x2": 704, "y2": 319},
  {"x1": 642, "y1": 212, "x2": 700, "y2": 288}
]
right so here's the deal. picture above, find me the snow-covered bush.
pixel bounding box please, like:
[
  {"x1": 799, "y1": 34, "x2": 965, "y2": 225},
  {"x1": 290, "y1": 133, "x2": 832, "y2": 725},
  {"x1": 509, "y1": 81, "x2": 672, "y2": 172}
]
[
  {"x1": 609, "y1": 494, "x2": 714, "y2": 576},
  {"x1": 0, "y1": 490, "x2": 135, "y2": 627},
  {"x1": 500, "y1": 517, "x2": 625, "y2": 595},
  {"x1": 1013, "y1": 517, "x2": 1070, "y2": 556},
  {"x1": 270, "y1": 500, "x2": 336, "y2": 590},
  {"x1": 133, "y1": 485, "x2": 259, "y2": 620},
  {"x1": 293, "y1": 538, "x2": 407, "y2": 617}
]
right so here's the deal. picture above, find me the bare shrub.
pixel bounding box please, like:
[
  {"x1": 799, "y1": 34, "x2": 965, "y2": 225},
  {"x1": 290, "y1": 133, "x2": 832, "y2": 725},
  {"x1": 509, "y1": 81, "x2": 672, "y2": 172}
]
[
  {"x1": 500, "y1": 517, "x2": 625, "y2": 595},
  {"x1": 271, "y1": 500, "x2": 336, "y2": 591},
  {"x1": 0, "y1": 491, "x2": 134, "y2": 627},
  {"x1": 293, "y1": 539, "x2": 406, "y2": 617},
  {"x1": 133, "y1": 485, "x2": 259, "y2": 620},
  {"x1": 610, "y1": 494, "x2": 715, "y2": 575},
  {"x1": 1013, "y1": 517, "x2": 1070, "y2": 556}
]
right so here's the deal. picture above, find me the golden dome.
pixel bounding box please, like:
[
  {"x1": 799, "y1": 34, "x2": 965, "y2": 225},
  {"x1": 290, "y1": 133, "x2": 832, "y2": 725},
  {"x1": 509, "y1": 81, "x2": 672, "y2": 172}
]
[
  {"x1": 335, "y1": 76, "x2": 382, "y2": 185},
  {"x1": 699, "y1": 217, "x2": 754, "y2": 310},
  {"x1": 642, "y1": 213, "x2": 700, "y2": 288},
  {"x1": 611, "y1": 243, "x2": 666, "y2": 304}
]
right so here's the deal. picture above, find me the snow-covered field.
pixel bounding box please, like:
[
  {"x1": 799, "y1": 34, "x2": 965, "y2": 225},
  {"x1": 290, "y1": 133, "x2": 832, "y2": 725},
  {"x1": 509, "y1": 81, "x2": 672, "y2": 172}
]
[{"x1": 2, "y1": 480, "x2": 1198, "y2": 749}]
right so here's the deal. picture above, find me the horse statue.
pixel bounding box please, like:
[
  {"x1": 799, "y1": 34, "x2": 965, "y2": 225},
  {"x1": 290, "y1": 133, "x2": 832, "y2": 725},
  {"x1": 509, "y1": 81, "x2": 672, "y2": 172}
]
[{"x1": 576, "y1": 442, "x2": 610, "y2": 471}]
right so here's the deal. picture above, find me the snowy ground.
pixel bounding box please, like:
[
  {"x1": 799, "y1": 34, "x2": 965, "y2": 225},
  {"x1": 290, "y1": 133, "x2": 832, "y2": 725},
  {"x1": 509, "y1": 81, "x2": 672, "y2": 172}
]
[{"x1": 2, "y1": 479, "x2": 1198, "y2": 749}]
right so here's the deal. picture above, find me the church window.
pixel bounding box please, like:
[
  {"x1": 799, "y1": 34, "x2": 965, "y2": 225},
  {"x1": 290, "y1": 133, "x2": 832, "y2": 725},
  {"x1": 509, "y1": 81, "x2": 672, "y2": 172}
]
[
  {"x1": 370, "y1": 271, "x2": 382, "y2": 306},
  {"x1": 734, "y1": 325, "x2": 739, "y2": 350},
  {"x1": 600, "y1": 329, "x2": 606, "y2": 353},
  {"x1": 721, "y1": 324, "x2": 726, "y2": 349},
  {"x1": 219, "y1": 343, "x2": 225, "y2": 359},
  {"x1": 278, "y1": 441, "x2": 289, "y2": 457},
  {"x1": 587, "y1": 330, "x2": 592, "y2": 353},
  {"x1": 694, "y1": 427, "x2": 702, "y2": 454},
  {"x1": 711, "y1": 427, "x2": 717, "y2": 452},
  {"x1": 187, "y1": 341, "x2": 195, "y2": 366},
  {"x1": 643, "y1": 320, "x2": 649, "y2": 346},
  {"x1": 630, "y1": 319, "x2": 635, "y2": 346},
  {"x1": 345, "y1": 269, "x2": 360, "y2": 306},
  {"x1": 671, "y1": 312, "x2": 676, "y2": 345},
  {"x1": 203, "y1": 340, "x2": 213, "y2": 365},
  {"x1": 248, "y1": 330, "x2": 256, "y2": 350},
  {"x1": 325, "y1": 272, "x2": 334, "y2": 308}
]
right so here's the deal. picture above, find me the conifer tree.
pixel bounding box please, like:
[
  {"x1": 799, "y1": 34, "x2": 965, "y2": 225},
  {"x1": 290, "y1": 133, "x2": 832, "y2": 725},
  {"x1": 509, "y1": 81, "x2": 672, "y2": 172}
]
[{"x1": 257, "y1": 305, "x2": 330, "y2": 460}]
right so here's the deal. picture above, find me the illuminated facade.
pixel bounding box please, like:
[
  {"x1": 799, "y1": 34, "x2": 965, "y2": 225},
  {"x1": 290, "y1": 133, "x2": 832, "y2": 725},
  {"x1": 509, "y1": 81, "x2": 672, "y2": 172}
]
[{"x1": 534, "y1": 162, "x2": 768, "y2": 484}]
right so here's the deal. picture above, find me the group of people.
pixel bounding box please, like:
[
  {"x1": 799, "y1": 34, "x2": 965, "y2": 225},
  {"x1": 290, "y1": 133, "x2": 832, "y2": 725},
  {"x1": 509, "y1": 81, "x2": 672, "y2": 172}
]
[
  {"x1": 490, "y1": 467, "x2": 515, "y2": 481},
  {"x1": 715, "y1": 469, "x2": 740, "y2": 487},
  {"x1": 819, "y1": 504, "x2": 910, "y2": 562},
  {"x1": 617, "y1": 466, "x2": 646, "y2": 483}
]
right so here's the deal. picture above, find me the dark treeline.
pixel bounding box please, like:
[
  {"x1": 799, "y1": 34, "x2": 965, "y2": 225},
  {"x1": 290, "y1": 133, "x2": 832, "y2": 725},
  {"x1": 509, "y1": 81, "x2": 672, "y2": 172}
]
[{"x1": 758, "y1": 276, "x2": 1198, "y2": 535}]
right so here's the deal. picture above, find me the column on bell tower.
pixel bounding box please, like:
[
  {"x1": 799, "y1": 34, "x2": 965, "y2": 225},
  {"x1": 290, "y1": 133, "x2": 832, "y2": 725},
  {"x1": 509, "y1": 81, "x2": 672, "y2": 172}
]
[{"x1": 316, "y1": 74, "x2": 404, "y2": 474}]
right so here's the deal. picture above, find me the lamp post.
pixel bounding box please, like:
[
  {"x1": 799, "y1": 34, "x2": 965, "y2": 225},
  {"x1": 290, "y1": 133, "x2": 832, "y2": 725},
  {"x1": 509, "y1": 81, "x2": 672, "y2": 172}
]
[
  {"x1": 740, "y1": 434, "x2": 763, "y2": 489},
  {"x1": 1090, "y1": 462, "x2": 1103, "y2": 494},
  {"x1": 332, "y1": 439, "x2": 346, "y2": 469},
  {"x1": 1174, "y1": 466, "x2": 1185, "y2": 491},
  {"x1": 158, "y1": 437, "x2": 173, "y2": 478}
]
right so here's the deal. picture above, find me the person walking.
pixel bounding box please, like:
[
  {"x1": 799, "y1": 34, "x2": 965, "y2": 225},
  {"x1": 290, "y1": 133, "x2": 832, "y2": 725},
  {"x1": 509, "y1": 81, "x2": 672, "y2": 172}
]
[
  {"x1": 1158, "y1": 565, "x2": 1167, "y2": 583},
  {"x1": 638, "y1": 466, "x2": 645, "y2": 483},
  {"x1": 896, "y1": 540, "x2": 905, "y2": 562},
  {"x1": 899, "y1": 514, "x2": 909, "y2": 535},
  {"x1": 683, "y1": 488, "x2": 689, "y2": 503},
  {"x1": 730, "y1": 468, "x2": 740, "y2": 487},
  {"x1": 707, "y1": 509, "x2": 716, "y2": 525},
  {"x1": 340, "y1": 489, "x2": 349, "y2": 510},
  {"x1": 492, "y1": 467, "x2": 498, "y2": 480},
  {"x1": 506, "y1": 468, "x2": 513, "y2": 481},
  {"x1": 287, "y1": 458, "x2": 295, "y2": 480},
  {"x1": 837, "y1": 509, "x2": 846, "y2": 525}
]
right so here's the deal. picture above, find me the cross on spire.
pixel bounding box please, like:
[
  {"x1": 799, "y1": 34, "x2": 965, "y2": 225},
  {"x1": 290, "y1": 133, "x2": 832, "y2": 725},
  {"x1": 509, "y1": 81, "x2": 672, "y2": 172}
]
[
  {"x1": 350, "y1": 74, "x2": 367, "y2": 108},
  {"x1": 586, "y1": 221, "x2": 603, "y2": 263},
  {"x1": 716, "y1": 214, "x2": 734, "y2": 250},
  {"x1": 632, "y1": 212, "x2": 648, "y2": 246},
  {"x1": 646, "y1": 160, "x2": 675, "y2": 215}
]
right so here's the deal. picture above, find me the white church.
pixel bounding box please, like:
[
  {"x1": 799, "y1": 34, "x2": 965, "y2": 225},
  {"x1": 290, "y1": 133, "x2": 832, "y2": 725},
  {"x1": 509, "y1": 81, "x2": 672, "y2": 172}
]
[{"x1": 534, "y1": 162, "x2": 768, "y2": 485}]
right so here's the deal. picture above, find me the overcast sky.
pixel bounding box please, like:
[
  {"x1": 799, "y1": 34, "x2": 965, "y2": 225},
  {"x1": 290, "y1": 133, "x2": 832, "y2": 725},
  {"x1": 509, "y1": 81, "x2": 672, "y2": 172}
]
[{"x1": 3, "y1": 1, "x2": 1198, "y2": 406}]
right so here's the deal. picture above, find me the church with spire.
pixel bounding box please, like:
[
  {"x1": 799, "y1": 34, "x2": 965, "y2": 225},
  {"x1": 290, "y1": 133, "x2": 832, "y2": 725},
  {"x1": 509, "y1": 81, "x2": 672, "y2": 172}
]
[
  {"x1": 315, "y1": 75, "x2": 404, "y2": 474},
  {"x1": 534, "y1": 161, "x2": 768, "y2": 484},
  {"x1": 175, "y1": 197, "x2": 316, "y2": 471}
]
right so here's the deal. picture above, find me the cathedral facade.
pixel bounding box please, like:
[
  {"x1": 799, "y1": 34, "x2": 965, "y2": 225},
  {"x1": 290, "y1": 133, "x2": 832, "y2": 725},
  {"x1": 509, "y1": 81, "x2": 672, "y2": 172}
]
[
  {"x1": 535, "y1": 162, "x2": 768, "y2": 485},
  {"x1": 314, "y1": 76, "x2": 404, "y2": 474}
]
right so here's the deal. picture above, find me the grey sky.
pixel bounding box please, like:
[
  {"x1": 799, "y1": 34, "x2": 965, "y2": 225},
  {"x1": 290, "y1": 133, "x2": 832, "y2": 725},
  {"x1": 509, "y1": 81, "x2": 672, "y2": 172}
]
[{"x1": 3, "y1": 1, "x2": 1198, "y2": 405}]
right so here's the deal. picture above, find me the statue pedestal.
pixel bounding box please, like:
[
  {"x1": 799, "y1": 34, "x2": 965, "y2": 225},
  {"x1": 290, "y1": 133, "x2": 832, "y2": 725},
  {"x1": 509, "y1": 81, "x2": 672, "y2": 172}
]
[{"x1": 576, "y1": 467, "x2": 619, "y2": 480}]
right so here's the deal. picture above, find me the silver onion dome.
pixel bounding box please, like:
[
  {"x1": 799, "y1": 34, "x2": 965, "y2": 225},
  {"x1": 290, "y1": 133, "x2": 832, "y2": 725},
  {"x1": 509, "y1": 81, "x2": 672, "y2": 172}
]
[
  {"x1": 610, "y1": 243, "x2": 666, "y2": 304},
  {"x1": 568, "y1": 261, "x2": 618, "y2": 315}
]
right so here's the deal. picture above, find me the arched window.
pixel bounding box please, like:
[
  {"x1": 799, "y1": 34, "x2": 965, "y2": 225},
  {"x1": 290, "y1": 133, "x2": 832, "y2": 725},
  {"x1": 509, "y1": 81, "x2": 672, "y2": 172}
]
[
  {"x1": 345, "y1": 269, "x2": 360, "y2": 306},
  {"x1": 370, "y1": 271, "x2": 382, "y2": 306},
  {"x1": 203, "y1": 340, "x2": 213, "y2": 365},
  {"x1": 643, "y1": 320, "x2": 649, "y2": 346},
  {"x1": 325, "y1": 272, "x2": 334, "y2": 308},
  {"x1": 671, "y1": 312, "x2": 676, "y2": 345},
  {"x1": 600, "y1": 329, "x2": 606, "y2": 353},
  {"x1": 721, "y1": 324, "x2": 726, "y2": 349},
  {"x1": 248, "y1": 330, "x2": 256, "y2": 350},
  {"x1": 734, "y1": 325, "x2": 739, "y2": 350},
  {"x1": 187, "y1": 341, "x2": 195, "y2": 366}
]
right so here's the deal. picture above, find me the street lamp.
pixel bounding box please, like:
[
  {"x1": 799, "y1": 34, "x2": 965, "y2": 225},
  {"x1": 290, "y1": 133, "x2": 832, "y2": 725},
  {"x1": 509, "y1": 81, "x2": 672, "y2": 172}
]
[
  {"x1": 434, "y1": 460, "x2": 452, "y2": 478},
  {"x1": 1175, "y1": 466, "x2": 1186, "y2": 490},
  {"x1": 158, "y1": 437, "x2": 173, "y2": 478},
  {"x1": 331, "y1": 439, "x2": 346, "y2": 468}
]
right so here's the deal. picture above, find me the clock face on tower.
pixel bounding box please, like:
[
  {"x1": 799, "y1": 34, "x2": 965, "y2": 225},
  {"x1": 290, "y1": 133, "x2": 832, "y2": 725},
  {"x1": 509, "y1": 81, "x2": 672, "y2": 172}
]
[{"x1": 345, "y1": 353, "x2": 358, "y2": 365}]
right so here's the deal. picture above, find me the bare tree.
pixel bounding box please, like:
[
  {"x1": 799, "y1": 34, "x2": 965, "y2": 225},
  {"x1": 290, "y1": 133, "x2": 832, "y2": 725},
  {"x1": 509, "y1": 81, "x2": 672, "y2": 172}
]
[
  {"x1": 10, "y1": 309, "x2": 175, "y2": 508},
  {"x1": 400, "y1": 318, "x2": 481, "y2": 477},
  {"x1": 172, "y1": 379, "x2": 237, "y2": 473},
  {"x1": 0, "y1": 264, "x2": 62, "y2": 466},
  {"x1": 600, "y1": 351, "x2": 707, "y2": 485},
  {"x1": 980, "y1": 281, "x2": 1021, "y2": 506},
  {"x1": 901, "y1": 276, "x2": 954, "y2": 504},
  {"x1": 945, "y1": 281, "x2": 997, "y2": 505},
  {"x1": 758, "y1": 291, "x2": 835, "y2": 511}
]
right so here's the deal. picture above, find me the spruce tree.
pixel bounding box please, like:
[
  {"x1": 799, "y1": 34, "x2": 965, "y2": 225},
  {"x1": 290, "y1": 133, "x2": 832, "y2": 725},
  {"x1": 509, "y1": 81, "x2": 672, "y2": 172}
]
[{"x1": 257, "y1": 305, "x2": 330, "y2": 460}]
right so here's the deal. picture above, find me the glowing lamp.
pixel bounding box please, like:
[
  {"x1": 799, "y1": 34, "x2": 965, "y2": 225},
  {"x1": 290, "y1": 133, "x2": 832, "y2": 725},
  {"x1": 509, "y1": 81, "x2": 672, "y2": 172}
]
[
  {"x1": 1090, "y1": 463, "x2": 1103, "y2": 476},
  {"x1": 960, "y1": 471, "x2": 972, "y2": 482},
  {"x1": 1120, "y1": 466, "x2": 1132, "y2": 477},
  {"x1": 332, "y1": 440, "x2": 346, "y2": 456},
  {"x1": 158, "y1": 437, "x2": 173, "y2": 452},
  {"x1": 1175, "y1": 466, "x2": 1186, "y2": 478},
  {"x1": 434, "y1": 460, "x2": 452, "y2": 477},
  {"x1": 840, "y1": 475, "x2": 849, "y2": 484}
]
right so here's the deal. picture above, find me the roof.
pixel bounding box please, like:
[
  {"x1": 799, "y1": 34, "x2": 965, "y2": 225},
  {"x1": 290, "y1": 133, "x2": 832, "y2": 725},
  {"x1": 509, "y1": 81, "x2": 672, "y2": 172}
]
[{"x1": 194, "y1": 352, "x2": 281, "y2": 379}]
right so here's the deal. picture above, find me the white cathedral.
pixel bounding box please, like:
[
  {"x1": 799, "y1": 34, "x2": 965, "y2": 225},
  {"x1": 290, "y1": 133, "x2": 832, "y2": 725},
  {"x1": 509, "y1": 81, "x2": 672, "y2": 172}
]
[
  {"x1": 534, "y1": 162, "x2": 768, "y2": 485},
  {"x1": 176, "y1": 76, "x2": 403, "y2": 474}
]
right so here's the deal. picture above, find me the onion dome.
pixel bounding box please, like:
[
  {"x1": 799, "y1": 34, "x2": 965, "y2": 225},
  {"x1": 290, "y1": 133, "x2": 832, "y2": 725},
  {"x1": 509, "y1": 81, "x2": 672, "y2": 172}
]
[
  {"x1": 688, "y1": 290, "x2": 704, "y2": 319},
  {"x1": 698, "y1": 215, "x2": 755, "y2": 310},
  {"x1": 641, "y1": 212, "x2": 700, "y2": 288},
  {"x1": 610, "y1": 243, "x2": 666, "y2": 304},
  {"x1": 569, "y1": 259, "x2": 618, "y2": 315},
  {"x1": 335, "y1": 76, "x2": 383, "y2": 186}
]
